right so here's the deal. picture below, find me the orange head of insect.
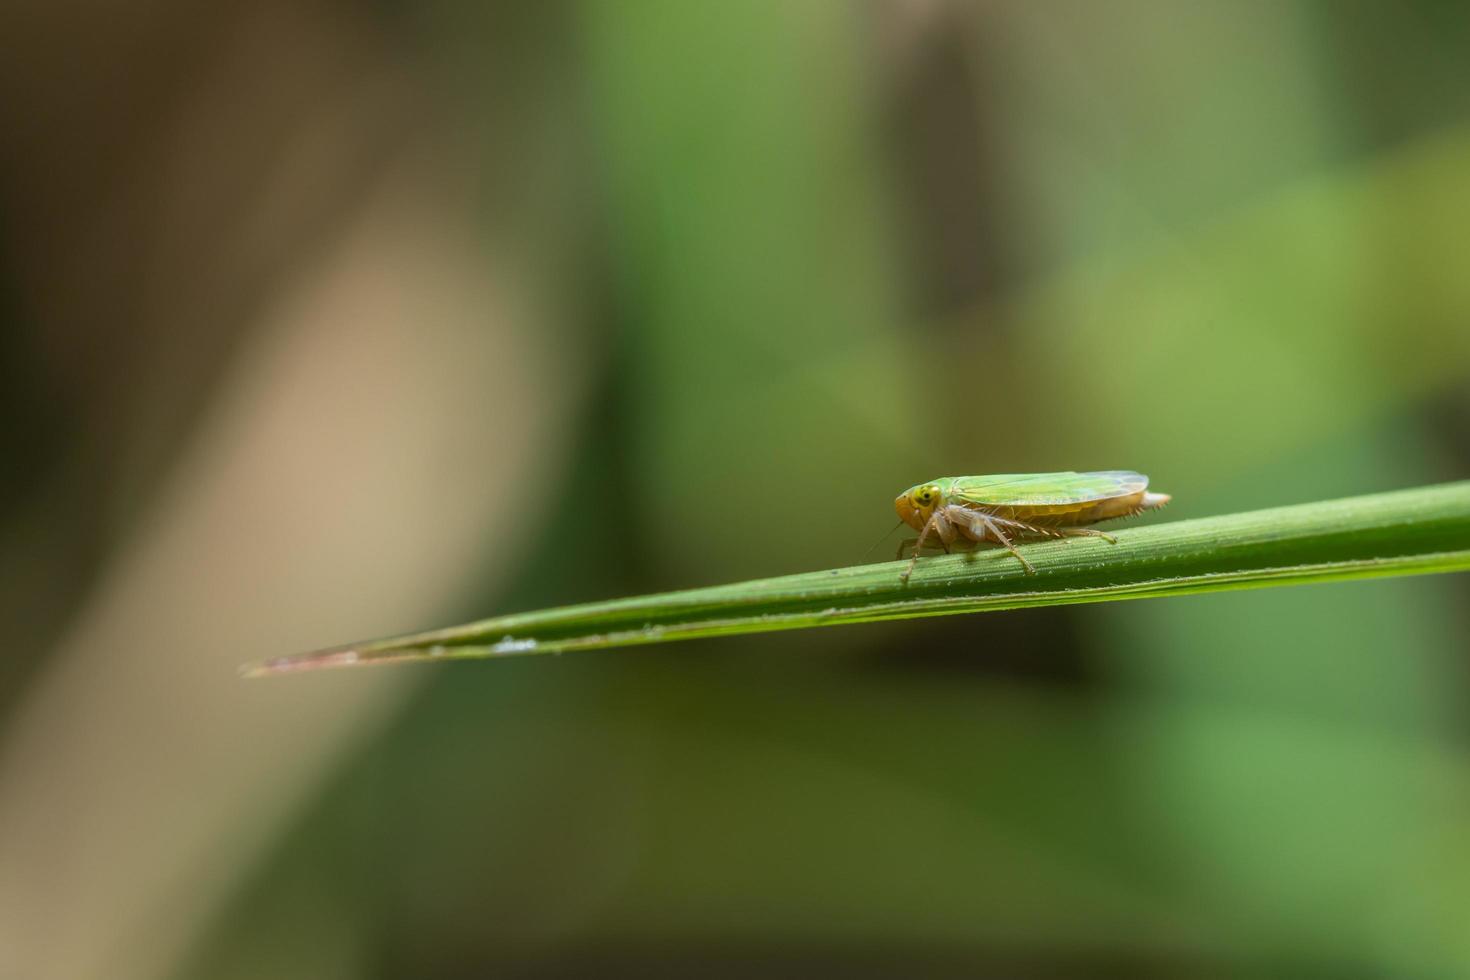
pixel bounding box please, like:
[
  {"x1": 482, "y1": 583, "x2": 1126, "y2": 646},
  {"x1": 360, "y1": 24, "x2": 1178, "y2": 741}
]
[{"x1": 895, "y1": 482, "x2": 943, "y2": 531}]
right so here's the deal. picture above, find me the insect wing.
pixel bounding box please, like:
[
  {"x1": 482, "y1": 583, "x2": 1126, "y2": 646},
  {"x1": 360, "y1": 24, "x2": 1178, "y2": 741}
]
[{"x1": 948, "y1": 471, "x2": 1148, "y2": 507}]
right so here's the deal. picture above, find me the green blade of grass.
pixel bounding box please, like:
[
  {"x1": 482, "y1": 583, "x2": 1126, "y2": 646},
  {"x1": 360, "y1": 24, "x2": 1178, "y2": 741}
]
[{"x1": 246, "y1": 481, "x2": 1470, "y2": 676}]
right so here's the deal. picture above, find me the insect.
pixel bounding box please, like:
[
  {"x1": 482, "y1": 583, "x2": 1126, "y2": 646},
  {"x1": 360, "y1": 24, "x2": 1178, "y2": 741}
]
[{"x1": 894, "y1": 471, "x2": 1170, "y2": 579}]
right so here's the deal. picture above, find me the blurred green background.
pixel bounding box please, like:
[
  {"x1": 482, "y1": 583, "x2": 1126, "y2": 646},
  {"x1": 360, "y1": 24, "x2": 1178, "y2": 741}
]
[{"x1": 3, "y1": 2, "x2": 1470, "y2": 977}]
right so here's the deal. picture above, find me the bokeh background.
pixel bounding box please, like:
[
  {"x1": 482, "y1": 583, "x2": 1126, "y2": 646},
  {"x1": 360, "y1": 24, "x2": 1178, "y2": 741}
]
[{"x1": 3, "y1": 2, "x2": 1470, "y2": 977}]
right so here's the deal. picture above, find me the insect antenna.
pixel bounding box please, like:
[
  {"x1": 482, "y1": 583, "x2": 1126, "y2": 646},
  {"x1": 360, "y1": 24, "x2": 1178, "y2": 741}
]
[{"x1": 860, "y1": 521, "x2": 906, "y2": 563}]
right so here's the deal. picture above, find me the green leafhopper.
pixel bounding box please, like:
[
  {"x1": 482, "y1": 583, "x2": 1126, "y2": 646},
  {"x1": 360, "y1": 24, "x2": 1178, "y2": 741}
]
[{"x1": 894, "y1": 471, "x2": 1171, "y2": 579}]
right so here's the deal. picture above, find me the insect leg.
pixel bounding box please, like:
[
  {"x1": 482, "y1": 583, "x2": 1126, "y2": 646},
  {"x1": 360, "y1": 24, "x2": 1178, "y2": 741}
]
[
  {"x1": 900, "y1": 515, "x2": 934, "y2": 581},
  {"x1": 899, "y1": 510, "x2": 955, "y2": 581},
  {"x1": 963, "y1": 511, "x2": 1036, "y2": 575},
  {"x1": 987, "y1": 514, "x2": 1118, "y2": 545},
  {"x1": 1056, "y1": 526, "x2": 1118, "y2": 544},
  {"x1": 982, "y1": 516, "x2": 1062, "y2": 539},
  {"x1": 932, "y1": 510, "x2": 956, "y2": 552}
]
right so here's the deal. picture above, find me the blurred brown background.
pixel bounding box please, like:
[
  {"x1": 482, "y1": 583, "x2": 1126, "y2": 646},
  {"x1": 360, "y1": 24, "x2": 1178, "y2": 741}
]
[{"x1": 2, "y1": 2, "x2": 1470, "y2": 977}]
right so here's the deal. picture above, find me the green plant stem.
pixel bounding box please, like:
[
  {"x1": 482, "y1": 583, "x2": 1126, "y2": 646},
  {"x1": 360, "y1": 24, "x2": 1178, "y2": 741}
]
[{"x1": 245, "y1": 481, "x2": 1470, "y2": 676}]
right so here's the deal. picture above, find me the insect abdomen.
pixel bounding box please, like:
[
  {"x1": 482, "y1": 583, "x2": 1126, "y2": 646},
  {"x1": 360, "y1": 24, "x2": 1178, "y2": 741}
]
[{"x1": 976, "y1": 491, "x2": 1164, "y2": 526}]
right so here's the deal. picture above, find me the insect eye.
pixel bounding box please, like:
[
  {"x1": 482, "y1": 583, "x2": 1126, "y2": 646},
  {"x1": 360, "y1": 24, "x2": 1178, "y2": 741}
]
[{"x1": 916, "y1": 490, "x2": 932, "y2": 504}]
